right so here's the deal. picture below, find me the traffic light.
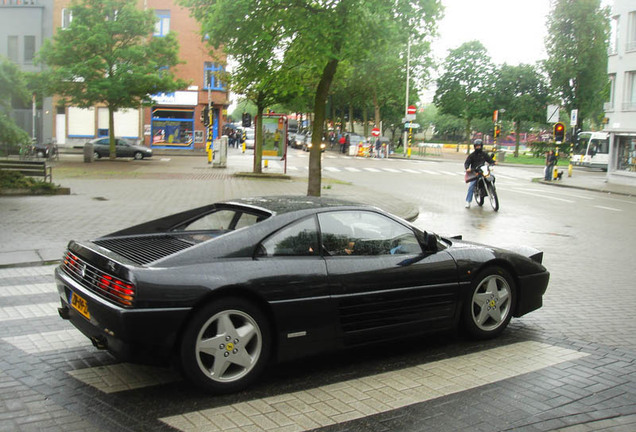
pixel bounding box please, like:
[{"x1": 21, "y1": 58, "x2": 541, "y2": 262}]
[
  {"x1": 202, "y1": 106, "x2": 209, "y2": 126},
  {"x1": 242, "y1": 112, "x2": 252, "y2": 127},
  {"x1": 553, "y1": 122, "x2": 565, "y2": 142},
  {"x1": 494, "y1": 125, "x2": 500, "y2": 138}
]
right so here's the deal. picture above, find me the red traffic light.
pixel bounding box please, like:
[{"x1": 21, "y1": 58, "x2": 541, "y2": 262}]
[{"x1": 553, "y1": 122, "x2": 565, "y2": 141}]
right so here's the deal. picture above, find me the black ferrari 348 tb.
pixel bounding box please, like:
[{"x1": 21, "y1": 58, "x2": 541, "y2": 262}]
[{"x1": 55, "y1": 196, "x2": 549, "y2": 393}]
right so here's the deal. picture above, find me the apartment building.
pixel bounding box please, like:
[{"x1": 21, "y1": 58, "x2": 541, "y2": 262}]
[
  {"x1": 0, "y1": 0, "x2": 55, "y2": 144},
  {"x1": 605, "y1": 0, "x2": 636, "y2": 185}
]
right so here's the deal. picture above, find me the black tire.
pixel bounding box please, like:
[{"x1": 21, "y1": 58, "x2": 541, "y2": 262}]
[
  {"x1": 487, "y1": 182, "x2": 499, "y2": 211},
  {"x1": 180, "y1": 297, "x2": 271, "y2": 394},
  {"x1": 474, "y1": 181, "x2": 485, "y2": 206},
  {"x1": 133, "y1": 152, "x2": 143, "y2": 160},
  {"x1": 462, "y1": 267, "x2": 515, "y2": 339}
]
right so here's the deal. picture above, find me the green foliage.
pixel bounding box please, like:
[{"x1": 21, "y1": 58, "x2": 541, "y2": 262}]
[
  {"x1": 0, "y1": 170, "x2": 58, "y2": 194},
  {"x1": 545, "y1": 0, "x2": 610, "y2": 127},
  {"x1": 0, "y1": 58, "x2": 31, "y2": 148},
  {"x1": 39, "y1": 0, "x2": 186, "y2": 109},
  {"x1": 180, "y1": 0, "x2": 442, "y2": 192},
  {"x1": 528, "y1": 141, "x2": 571, "y2": 159},
  {"x1": 434, "y1": 41, "x2": 495, "y2": 141},
  {"x1": 37, "y1": 0, "x2": 187, "y2": 158}
]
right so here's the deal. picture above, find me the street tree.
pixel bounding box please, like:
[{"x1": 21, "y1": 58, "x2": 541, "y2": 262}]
[
  {"x1": 545, "y1": 0, "x2": 610, "y2": 129},
  {"x1": 0, "y1": 58, "x2": 31, "y2": 153},
  {"x1": 180, "y1": 0, "x2": 309, "y2": 173},
  {"x1": 181, "y1": 0, "x2": 442, "y2": 196},
  {"x1": 38, "y1": 0, "x2": 186, "y2": 159},
  {"x1": 434, "y1": 41, "x2": 494, "y2": 149},
  {"x1": 494, "y1": 64, "x2": 550, "y2": 157}
]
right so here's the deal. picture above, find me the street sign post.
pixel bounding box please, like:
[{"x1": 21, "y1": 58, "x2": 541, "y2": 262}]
[{"x1": 547, "y1": 105, "x2": 559, "y2": 123}]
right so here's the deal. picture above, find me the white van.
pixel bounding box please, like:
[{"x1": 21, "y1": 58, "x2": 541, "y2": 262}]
[{"x1": 570, "y1": 131, "x2": 609, "y2": 170}]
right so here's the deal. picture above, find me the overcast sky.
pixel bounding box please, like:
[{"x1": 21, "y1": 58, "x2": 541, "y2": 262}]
[{"x1": 432, "y1": 0, "x2": 552, "y2": 67}]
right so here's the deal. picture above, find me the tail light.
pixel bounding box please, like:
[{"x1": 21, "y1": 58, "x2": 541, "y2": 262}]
[{"x1": 62, "y1": 251, "x2": 136, "y2": 307}]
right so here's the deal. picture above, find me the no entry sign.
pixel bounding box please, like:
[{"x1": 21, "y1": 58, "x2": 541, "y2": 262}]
[
  {"x1": 372, "y1": 127, "x2": 380, "y2": 137},
  {"x1": 407, "y1": 105, "x2": 416, "y2": 115}
]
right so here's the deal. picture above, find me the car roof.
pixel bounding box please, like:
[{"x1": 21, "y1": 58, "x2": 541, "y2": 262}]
[{"x1": 223, "y1": 195, "x2": 365, "y2": 215}]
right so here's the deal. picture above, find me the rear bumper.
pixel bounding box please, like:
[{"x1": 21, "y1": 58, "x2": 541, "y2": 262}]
[
  {"x1": 515, "y1": 271, "x2": 550, "y2": 317},
  {"x1": 55, "y1": 266, "x2": 191, "y2": 364}
]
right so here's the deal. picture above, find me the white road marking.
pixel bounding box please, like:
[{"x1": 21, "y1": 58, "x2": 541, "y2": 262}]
[
  {"x1": 160, "y1": 342, "x2": 587, "y2": 432},
  {"x1": 0, "y1": 303, "x2": 58, "y2": 322},
  {"x1": 381, "y1": 168, "x2": 401, "y2": 173},
  {"x1": 363, "y1": 168, "x2": 382, "y2": 173},
  {"x1": 440, "y1": 171, "x2": 459, "y2": 176},
  {"x1": 0, "y1": 283, "x2": 55, "y2": 297},
  {"x1": 345, "y1": 167, "x2": 362, "y2": 172},
  {"x1": 594, "y1": 205, "x2": 622, "y2": 212},
  {"x1": 3, "y1": 329, "x2": 90, "y2": 353},
  {"x1": 68, "y1": 363, "x2": 180, "y2": 393},
  {"x1": 418, "y1": 169, "x2": 440, "y2": 175},
  {"x1": 512, "y1": 189, "x2": 575, "y2": 203}
]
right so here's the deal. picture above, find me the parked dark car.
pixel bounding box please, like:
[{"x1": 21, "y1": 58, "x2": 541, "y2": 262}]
[
  {"x1": 55, "y1": 196, "x2": 549, "y2": 394},
  {"x1": 88, "y1": 137, "x2": 152, "y2": 160}
]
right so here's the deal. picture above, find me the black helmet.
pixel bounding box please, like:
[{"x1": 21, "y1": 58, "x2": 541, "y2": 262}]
[{"x1": 473, "y1": 139, "x2": 483, "y2": 147}]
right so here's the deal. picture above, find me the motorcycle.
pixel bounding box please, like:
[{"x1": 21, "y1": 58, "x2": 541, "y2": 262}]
[{"x1": 473, "y1": 163, "x2": 499, "y2": 211}]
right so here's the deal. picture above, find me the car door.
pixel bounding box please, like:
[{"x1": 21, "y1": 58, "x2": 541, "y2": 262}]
[
  {"x1": 253, "y1": 216, "x2": 336, "y2": 361},
  {"x1": 115, "y1": 139, "x2": 132, "y2": 157},
  {"x1": 95, "y1": 138, "x2": 109, "y2": 156},
  {"x1": 318, "y1": 210, "x2": 460, "y2": 347}
]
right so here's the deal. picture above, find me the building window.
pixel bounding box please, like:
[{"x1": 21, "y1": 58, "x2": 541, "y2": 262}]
[
  {"x1": 606, "y1": 74, "x2": 616, "y2": 111},
  {"x1": 204, "y1": 62, "x2": 226, "y2": 91},
  {"x1": 8, "y1": 36, "x2": 18, "y2": 62},
  {"x1": 610, "y1": 15, "x2": 619, "y2": 55},
  {"x1": 627, "y1": 12, "x2": 636, "y2": 52},
  {"x1": 624, "y1": 71, "x2": 636, "y2": 111},
  {"x1": 62, "y1": 8, "x2": 73, "y2": 29},
  {"x1": 616, "y1": 136, "x2": 636, "y2": 172},
  {"x1": 154, "y1": 10, "x2": 170, "y2": 37},
  {"x1": 24, "y1": 36, "x2": 36, "y2": 63}
]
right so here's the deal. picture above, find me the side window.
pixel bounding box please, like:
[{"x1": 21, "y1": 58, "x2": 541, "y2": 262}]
[
  {"x1": 259, "y1": 217, "x2": 318, "y2": 257},
  {"x1": 319, "y1": 211, "x2": 421, "y2": 256},
  {"x1": 180, "y1": 210, "x2": 237, "y2": 231}
]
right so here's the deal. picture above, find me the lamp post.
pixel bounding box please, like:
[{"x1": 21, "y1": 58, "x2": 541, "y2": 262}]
[{"x1": 403, "y1": 37, "x2": 411, "y2": 158}]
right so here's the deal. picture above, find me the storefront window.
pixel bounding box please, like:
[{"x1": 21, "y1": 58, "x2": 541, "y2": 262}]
[
  {"x1": 151, "y1": 108, "x2": 194, "y2": 148},
  {"x1": 616, "y1": 136, "x2": 636, "y2": 172}
]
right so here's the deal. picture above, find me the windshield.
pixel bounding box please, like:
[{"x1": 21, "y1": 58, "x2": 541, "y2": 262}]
[{"x1": 573, "y1": 133, "x2": 609, "y2": 155}]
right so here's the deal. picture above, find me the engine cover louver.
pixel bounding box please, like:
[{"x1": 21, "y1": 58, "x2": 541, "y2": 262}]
[{"x1": 93, "y1": 235, "x2": 194, "y2": 265}]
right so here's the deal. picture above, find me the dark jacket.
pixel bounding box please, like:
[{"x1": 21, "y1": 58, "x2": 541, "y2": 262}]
[{"x1": 464, "y1": 149, "x2": 495, "y2": 171}]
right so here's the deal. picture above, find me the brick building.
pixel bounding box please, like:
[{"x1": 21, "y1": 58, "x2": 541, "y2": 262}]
[{"x1": 2, "y1": 0, "x2": 228, "y2": 150}]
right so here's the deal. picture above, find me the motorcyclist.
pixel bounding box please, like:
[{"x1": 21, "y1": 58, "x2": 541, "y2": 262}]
[{"x1": 464, "y1": 139, "x2": 496, "y2": 208}]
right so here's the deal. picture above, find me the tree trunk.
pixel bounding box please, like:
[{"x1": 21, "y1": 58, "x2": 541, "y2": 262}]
[
  {"x1": 348, "y1": 103, "x2": 354, "y2": 133},
  {"x1": 373, "y1": 90, "x2": 380, "y2": 129},
  {"x1": 464, "y1": 118, "x2": 472, "y2": 154},
  {"x1": 514, "y1": 120, "x2": 521, "y2": 158},
  {"x1": 308, "y1": 58, "x2": 339, "y2": 197},
  {"x1": 253, "y1": 104, "x2": 264, "y2": 173},
  {"x1": 108, "y1": 107, "x2": 116, "y2": 160}
]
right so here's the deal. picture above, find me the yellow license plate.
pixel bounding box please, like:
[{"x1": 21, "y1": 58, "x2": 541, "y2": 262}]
[{"x1": 70, "y1": 292, "x2": 90, "y2": 320}]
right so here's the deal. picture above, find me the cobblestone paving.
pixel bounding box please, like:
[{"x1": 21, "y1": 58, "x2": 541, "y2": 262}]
[{"x1": 1, "y1": 152, "x2": 636, "y2": 431}]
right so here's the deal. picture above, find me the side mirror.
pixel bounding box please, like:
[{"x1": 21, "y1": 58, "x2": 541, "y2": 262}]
[
  {"x1": 425, "y1": 232, "x2": 438, "y2": 252},
  {"x1": 417, "y1": 231, "x2": 438, "y2": 253}
]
